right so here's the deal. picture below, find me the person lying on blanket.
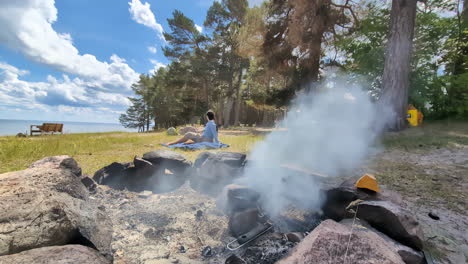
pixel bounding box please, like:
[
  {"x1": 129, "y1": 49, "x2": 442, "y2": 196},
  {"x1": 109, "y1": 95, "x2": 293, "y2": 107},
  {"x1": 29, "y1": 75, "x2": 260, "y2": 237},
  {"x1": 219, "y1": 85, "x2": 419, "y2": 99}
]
[{"x1": 165, "y1": 110, "x2": 219, "y2": 146}]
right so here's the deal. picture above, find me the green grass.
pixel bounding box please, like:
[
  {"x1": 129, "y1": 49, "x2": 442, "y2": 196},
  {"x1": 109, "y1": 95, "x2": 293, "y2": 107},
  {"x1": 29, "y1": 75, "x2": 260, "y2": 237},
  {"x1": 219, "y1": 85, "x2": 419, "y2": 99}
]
[
  {"x1": 0, "y1": 131, "x2": 263, "y2": 175},
  {"x1": 383, "y1": 120, "x2": 468, "y2": 149}
]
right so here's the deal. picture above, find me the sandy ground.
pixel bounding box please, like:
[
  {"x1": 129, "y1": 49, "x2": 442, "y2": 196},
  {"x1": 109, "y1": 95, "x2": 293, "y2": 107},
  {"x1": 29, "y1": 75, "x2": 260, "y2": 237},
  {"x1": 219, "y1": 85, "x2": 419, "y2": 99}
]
[{"x1": 369, "y1": 146, "x2": 468, "y2": 264}]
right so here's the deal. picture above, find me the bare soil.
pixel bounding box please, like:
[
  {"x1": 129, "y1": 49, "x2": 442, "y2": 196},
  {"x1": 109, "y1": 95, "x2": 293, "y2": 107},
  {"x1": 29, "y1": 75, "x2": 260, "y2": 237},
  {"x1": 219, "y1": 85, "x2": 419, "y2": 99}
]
[{"x1": 369, "y1": 146, "x2": 468, "y2": 264}]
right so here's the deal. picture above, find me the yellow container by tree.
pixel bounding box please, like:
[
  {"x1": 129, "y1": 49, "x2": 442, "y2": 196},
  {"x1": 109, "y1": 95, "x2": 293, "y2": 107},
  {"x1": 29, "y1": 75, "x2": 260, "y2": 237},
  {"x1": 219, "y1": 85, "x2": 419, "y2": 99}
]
[{"x1": 406, "y1": 105, "x2": 423, "y2": 127}]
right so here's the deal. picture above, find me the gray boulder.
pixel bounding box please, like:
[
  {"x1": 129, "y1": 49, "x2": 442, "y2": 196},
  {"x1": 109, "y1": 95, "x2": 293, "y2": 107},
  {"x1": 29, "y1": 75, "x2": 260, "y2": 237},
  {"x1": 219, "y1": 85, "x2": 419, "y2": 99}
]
[
  {"x1": 166, "y1": 127, "x2": 178, "y2": 135},
  {"x1": 320, "y1": 178, "x2": 404, "y2": 221},
  {"x1": 276, "y1": 219, "x2": 405, "y2": 264},
  {"x1": 133, "y1": 156, "x2": 154, "y2": 170},
  {"x1": 194, "y1": 151, "x2": 246, "y2": 168},
  {"x1": 92, "y1": 161, "x2": 132, "y2": 185},
  {"x1": 142, "y1": 150, "x2": 192, "y2": 174},
  {"x1": 0, "y1": 245, "x2": 110, "y2": 264},
  {"x1": 0, "y1": 156, "x2": 112, "y2": 259},
  {"x1": 30, "y1": 155, "x2": 82, "y2": 177},
  {"x1": 93, "y1": 151, "x2": 191, "y2": 193},
  {"x1": 191, "y1": 151, "x2": 246, "y2": 195},
  {"x1": 353, "y1": 200, "x2": 424, "y2": 250},
  {"x1": 179, "y1": 126, "x2": 198, "y2": 135}
]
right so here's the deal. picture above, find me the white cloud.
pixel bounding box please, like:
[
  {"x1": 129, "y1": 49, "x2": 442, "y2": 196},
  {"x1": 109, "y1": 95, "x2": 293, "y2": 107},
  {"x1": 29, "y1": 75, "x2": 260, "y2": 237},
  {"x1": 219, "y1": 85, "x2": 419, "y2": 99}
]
[
  {"x1": 147, "y1": 46, "x2": 157, "y2": 54},
  {"x1": 149, "y1": 59, "x2": 166, "y2": 74},
  {"x1": 128, "y1": 0, "x2": 165, "y2": 40},
  {"x1": 0, "y1": 0, "x2": 139, "y2": 92},
  {"x1": 195, "y1": 24, "x2": 203, "y2": 33},
  {"x1": 0, "y1": 62, "x2": 29, "y2": 76},
  {"x1": 0, "y1": 61, "x2": 131, "y2": 122}
]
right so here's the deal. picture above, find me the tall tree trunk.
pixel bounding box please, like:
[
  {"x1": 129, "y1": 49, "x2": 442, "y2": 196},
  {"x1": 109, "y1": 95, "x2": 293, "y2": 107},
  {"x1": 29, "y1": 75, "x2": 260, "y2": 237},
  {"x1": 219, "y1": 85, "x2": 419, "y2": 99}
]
[
  {"x1": 380, "y1": 0, "x2": 418, "y2": 131},
  {"x1": 217, "y1": 98, "x2": 224, "y2": 126},
  {"x1": 289, "y1": 0, "x2": 330, "y2": 93},
  {"x1": 203, "y1": 77, "x2": 210, "y2": 108},
  {"x1": 146, "y1": 104, "x2": 150, "y2": 132},
  {"x1": 223, "y1": 74, "x2": 236, "y2": 128},
  {"x1": 233, "y1": 69, "x2": 244, "y2": 126},
  {"x1": 223, "y1": 98, "x2": 234, "y2": 128},
  {"x1": 301, "y1": 51, "x2": 320, "y2": 93}
]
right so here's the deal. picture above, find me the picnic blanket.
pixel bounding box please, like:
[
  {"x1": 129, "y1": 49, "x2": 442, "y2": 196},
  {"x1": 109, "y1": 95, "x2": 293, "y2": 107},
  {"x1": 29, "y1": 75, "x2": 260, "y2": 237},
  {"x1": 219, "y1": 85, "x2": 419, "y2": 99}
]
[{"x1": 166, "y1": 142, "x2": 229, "y2": 150}]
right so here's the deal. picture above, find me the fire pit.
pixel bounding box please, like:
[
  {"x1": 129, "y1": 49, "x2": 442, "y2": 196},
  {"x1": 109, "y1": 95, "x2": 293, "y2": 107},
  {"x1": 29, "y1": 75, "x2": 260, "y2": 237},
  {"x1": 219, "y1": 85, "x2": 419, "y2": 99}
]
[{"x1": 0, "y1": 153, "x2": 426, "y2": 264}]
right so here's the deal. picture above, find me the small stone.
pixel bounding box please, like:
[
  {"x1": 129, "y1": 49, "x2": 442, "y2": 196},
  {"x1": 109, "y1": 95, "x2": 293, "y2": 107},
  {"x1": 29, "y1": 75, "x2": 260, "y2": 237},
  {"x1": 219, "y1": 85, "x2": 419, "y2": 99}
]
[
  {"x1": 428, "y1": 211, "x2": 440, "y2": 220},
  {"x1": 179, "y1": 245, "x2": 186, "y2": 253},
  {"x1": 196, "y1": 210, "x2": 203, "y2": 220},
  {"x1": 285, "y1": 232, "x2": 304, "y2": 243},
  {"x1": 225, "y1": 254, "x2": 246, "y2": 264},
  {"x1": 80, "y1": 177, "x2": 97, "y2": 192},
  {"x1": 16, "y1": 133, "x2": 27, "y2": 138},
  {"x1": 201, "y1": 246, "x2": 212, "y2": 257}
]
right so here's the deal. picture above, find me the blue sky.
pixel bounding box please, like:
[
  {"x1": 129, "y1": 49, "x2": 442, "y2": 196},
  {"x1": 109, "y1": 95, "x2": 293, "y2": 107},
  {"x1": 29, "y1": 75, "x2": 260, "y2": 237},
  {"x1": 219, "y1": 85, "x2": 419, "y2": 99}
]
[{"x1": 0, "y1": 0, "x2": 263, "y2": 123}]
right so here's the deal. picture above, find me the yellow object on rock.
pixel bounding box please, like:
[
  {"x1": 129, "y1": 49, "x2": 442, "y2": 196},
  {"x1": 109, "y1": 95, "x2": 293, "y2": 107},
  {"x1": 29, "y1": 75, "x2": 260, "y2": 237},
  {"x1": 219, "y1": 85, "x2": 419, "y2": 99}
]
[
  {"x1": 355, "y1": 174, "x2": 380, "y2": 192},
  {"x1": 406, "y1": 105, "x2": 424, "y2": 127}
]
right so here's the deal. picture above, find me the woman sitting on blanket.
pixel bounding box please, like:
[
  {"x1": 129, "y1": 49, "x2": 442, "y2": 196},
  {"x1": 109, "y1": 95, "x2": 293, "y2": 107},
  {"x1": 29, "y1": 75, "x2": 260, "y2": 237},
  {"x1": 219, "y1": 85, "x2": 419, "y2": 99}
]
[{"x1": 165, "y1": 110, "x2": 219, "y2": 146}]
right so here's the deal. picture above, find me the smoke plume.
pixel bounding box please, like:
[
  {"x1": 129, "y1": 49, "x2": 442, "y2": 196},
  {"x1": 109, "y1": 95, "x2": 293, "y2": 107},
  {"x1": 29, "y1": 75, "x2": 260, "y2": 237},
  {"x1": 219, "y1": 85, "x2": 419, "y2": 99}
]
[{"x1": 239, "y1": 73, "x2": 389, "y2": 216}]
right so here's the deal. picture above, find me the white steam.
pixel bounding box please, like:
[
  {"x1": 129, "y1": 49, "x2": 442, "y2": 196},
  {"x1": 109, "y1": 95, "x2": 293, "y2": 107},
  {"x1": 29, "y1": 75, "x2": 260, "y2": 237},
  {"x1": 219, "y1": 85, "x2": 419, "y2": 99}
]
[{"x1": 239, "y1": 74, "x2": 389, "y2": 216}]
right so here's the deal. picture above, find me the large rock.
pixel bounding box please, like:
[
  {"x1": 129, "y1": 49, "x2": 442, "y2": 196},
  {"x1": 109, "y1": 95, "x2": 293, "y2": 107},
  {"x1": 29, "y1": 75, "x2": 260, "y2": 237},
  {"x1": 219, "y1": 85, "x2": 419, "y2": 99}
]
[
  {"x1": 167, "y1": 127, "x2": 178, "y2": 135},
  {"x1": 320, "y1": 178, "x2": 404, "y2": 221},
  {"x1": 93, "y1": 151, "x2": 191, "y2": 193},
  {"x1": 93, "y1": 158, "x2": 157, "y2": 192},
  {"x1": 191, "y1": 151, "x2": 246, "y2": 195},
  {"x1": 340, "y1": 219, "x2": 425, "y2": 264},
  {"x1": 217, "y1": 184, "x2": 260, "y2": 215},
  {"x1": 0, "y1": 156, "x2": 112, "y2": 259},
  {"x1": 142, "y1": 150, "x2": 192, "y2": 174},
  {"x1": 93, "y1": 161, "x2": 132, "y2": 185},
  {"x1": 0, "y1": 245, "x2": 110, "y2": 264},
  {"x1": 179, "y1": 126, "x2": 198, "y2": 135},
  {"x1": 194, "y1": 151, "x2": 246, "y2": 168},
  {"x1": 30, "y1": 155, "x2": 82, "y2": 177},
  {"x1": 137, "y1": 151, "x2": 191, "y2": 193},
  {"x1": 353, "y1": 200, "x2": 424, "y2": 250},
  {"x1": 276, "y1": 219, "x2": 405, "y2": 264}
]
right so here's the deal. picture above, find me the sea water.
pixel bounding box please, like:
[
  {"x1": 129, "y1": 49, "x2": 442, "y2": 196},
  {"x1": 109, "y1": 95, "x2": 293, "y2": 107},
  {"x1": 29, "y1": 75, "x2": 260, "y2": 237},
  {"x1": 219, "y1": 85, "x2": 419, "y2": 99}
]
[{"x1": 0, "y1": 119, "x2": 136, "y2": 136}]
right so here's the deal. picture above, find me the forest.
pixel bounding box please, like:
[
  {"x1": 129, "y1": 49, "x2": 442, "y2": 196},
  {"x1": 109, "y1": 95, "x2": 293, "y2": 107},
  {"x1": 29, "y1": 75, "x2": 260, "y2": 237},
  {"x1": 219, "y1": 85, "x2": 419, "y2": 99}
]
[{"x1": 119, "y1": 0, "x2": 468, "y2": 131}]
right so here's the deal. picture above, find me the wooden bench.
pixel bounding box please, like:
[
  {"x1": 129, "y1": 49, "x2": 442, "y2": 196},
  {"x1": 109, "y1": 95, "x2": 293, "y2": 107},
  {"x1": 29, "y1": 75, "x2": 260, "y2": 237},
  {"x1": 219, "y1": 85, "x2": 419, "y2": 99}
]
[{"x1": 30, "y1": 123, "x2": 64, "y2": 136}]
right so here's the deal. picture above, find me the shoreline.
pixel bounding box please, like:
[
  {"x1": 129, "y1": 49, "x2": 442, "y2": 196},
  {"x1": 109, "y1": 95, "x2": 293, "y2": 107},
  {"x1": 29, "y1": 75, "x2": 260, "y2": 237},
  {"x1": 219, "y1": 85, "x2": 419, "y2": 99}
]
[
  {"x1": 0, "y1": 119, "x2": 135, "y2": 137},
  {"x1": 0, "y1": 130, "x2": 138, "y2": 137}
]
